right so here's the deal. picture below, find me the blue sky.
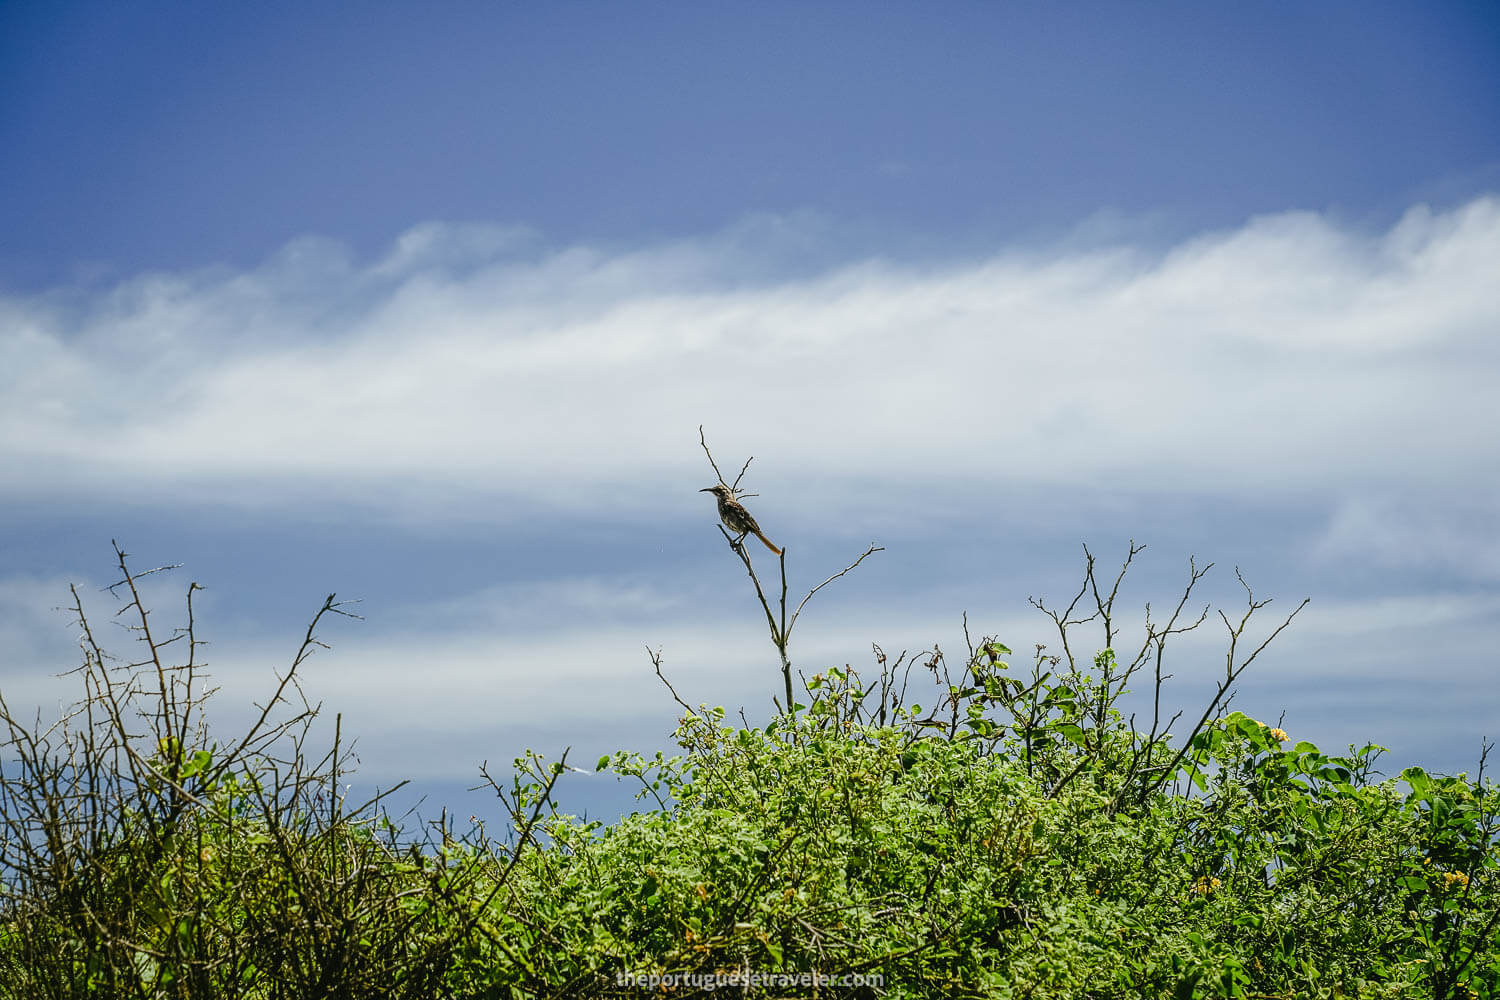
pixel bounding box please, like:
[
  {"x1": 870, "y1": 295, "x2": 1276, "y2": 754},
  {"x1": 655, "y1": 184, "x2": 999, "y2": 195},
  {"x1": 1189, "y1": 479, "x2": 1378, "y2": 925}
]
[{"x1": 2, "y1": 2, "x2": 1499, "y2": 825}]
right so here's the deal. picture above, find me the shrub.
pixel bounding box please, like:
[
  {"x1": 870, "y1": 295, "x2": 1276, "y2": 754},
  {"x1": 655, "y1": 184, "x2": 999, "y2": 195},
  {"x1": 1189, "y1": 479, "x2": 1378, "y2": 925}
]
[{"x1": 1, "y1": 540, "x2": 1495, "y2": 998}]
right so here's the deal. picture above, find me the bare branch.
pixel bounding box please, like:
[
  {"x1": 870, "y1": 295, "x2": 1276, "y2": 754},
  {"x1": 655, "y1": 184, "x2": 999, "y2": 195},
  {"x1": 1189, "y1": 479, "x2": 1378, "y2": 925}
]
[
  {"x1": 698, "y1": 424, "x2": 726, "y2": 486},
  {"x1": 1028, "y1": 546, "x2": 1101, "y2": 672},
  {"x1": 787, "y1": 543, "x2": 884, "y2": 634},
  {"x1": 647, "y1": 646, "x2": 693, "y2": 716},
  {"x1": 206, "y1": 592, "x2": 362, "y2": 791},
  {"x1": 730, "y1": 456, "x2": 755, "y2": 492},
  {"x1": 1086, "y1": 539, "x2": 1144, "y2": 651}
]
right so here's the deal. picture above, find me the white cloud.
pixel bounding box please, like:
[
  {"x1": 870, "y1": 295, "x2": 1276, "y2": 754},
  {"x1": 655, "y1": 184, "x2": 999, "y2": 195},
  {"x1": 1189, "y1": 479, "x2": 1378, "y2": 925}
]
[
  {"x1": 1290, "y1": 591, "x2": 1500, "y2": 642},
  {"x1": 383, "y1": 576, "x2": 688, "y2": 634},
  {"x1": 8, "y1": 198, "x2": 1498, "y2": 791},
  {"x1": 5, "y1": 550, "x2": 1490, "y2": 784},
  {"x1": 1312, "y1": 495, "x2": 1500, "y2": 581},
  {"x1": 0, "y1": 574, "x2": 90, "y2": 707},
  {"x1": 1, "y1": 197, "x2": 1496, "y2": 521},
  {"x1": 172, "y1": 581, "x2": 1499, "y2": 782}
]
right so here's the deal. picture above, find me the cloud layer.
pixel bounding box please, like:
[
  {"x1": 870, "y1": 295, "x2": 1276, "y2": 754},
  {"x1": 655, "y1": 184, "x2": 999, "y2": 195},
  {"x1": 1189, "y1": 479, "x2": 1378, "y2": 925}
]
[
  {"x1": 4, "y1": 198, "x2": 1498, "y2": 794},
  {"x1": 4, "y1": 198, "x2": 1497, "y2": 520}
]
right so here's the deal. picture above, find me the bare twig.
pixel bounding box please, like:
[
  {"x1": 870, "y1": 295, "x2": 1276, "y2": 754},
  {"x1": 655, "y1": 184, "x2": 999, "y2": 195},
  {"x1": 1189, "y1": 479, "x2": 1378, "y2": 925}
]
[
  {"x1": 787, "y1": 543, "x2": 885, "y2": 636},
  {"x1": 647, "y1": 646, "x2": 694, "y2": 716},
  {"x1": 1120, "y1": 573, "x2": 1309, "y2": 812}
]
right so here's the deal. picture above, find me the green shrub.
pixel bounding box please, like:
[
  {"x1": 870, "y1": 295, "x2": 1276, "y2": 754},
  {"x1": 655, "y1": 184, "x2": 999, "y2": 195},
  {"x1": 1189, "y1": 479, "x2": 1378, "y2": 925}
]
[{"x1": 1, "y1": 542, "x2": 1494, "y2": 998}]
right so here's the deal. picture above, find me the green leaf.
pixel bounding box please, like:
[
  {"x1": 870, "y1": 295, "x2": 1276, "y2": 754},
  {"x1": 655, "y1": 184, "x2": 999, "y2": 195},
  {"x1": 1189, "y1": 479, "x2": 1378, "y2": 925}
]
[
  {"x1": 1053, "y1": 722, "x2": 1087, "y2": 746},
  {"x1": 180, "y1": 749, "x2": 213, "y2": 779},
  {"x1": 1231, "y1": 715, "x2": 1271, "y2": 749},
  {"x1": 1173, "y1": 970, "x2": 1203, "y2": 1000}
]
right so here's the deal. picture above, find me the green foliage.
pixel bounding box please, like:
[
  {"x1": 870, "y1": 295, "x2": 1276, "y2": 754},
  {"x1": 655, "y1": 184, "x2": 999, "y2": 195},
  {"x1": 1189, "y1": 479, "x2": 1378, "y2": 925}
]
[
  {"x1": 469, "y1": 694, "x2": 1497, "y2": 999},
  {"x1": 1, "y1": 544, "x2": 1496, "y2": 998}
]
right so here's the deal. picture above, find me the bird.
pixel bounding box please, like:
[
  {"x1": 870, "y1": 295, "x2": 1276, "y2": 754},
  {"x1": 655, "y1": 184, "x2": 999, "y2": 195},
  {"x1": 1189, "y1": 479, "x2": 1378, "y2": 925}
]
[{"x1": 700, "y1": 484, "x2": 782, "y2": 555}]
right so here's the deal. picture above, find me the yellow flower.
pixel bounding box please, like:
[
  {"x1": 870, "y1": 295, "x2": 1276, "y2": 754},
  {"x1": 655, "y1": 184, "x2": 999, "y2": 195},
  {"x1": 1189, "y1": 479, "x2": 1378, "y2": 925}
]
[
  {"x1": 1440, "y1": 871, "x2": 1470, "y2": 891},
  {"x1": 1270, "y1": 728, "x2": 1288, "y2": 742},
  {"x1": 1192, "y1": 876, "x2": 1222, "y2": 896}
]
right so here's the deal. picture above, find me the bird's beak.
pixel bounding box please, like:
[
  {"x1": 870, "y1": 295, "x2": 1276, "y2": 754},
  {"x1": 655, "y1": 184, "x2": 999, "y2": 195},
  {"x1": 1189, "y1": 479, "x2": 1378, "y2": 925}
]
[{"x1": 699, "y1": 487, "x2": 713, "y2": 492}]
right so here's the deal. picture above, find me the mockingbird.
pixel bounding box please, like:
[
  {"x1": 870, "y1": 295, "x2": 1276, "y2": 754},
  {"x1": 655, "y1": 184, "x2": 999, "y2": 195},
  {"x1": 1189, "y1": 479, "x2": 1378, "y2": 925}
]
[{"x1": 700, "y1": 484, "x2": 782, "y2": 555}]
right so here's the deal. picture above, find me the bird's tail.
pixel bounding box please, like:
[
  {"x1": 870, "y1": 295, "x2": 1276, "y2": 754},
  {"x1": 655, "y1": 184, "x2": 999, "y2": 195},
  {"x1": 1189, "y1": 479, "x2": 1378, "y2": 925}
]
[{"x1": 753, "y1": 530, "x2": 782, "y2": 556}]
